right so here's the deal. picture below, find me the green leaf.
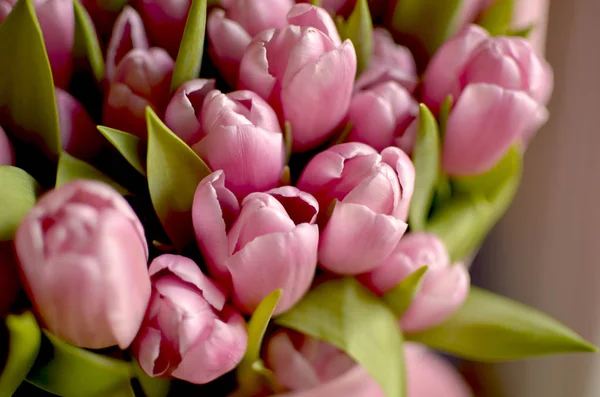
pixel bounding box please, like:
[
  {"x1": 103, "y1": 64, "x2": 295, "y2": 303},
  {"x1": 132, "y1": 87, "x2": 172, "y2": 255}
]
[
  {"x1": 171, "y1": 0, "x2": 207, "y2": 93},
  {"x1": 478, "y1": 0, "x2": 514, "y2": 36},
  {"x1": 73, "y1": 0, "x2": 105, "y2": 82},
  {"x1": 284, "y1": 121, "x2": 292, "y2": 164},
  {"x1": 0, "y1": 312, "x2": 42, "y2": 396},
  {"x1": 27, "y1": 330, "x2": 134, "y2": 397},
  {"x1": 438, "y1": 95, "x2": 453, "y2": 141},
  {"x1": 0, "y1": 0, "x2": 61, "y2": 158},
  {"x1": 408, "y1": 104, "x2": 440, "y2": 232},
  {"x1": 407, "y1": 286, "x2": 597, "y2": 361},
  {"x1": 132, "y1": 360, "x2": 171, "y2": 397},
  {"x1": 507, "y1": 24, "x2": 535, "y2": 38},
  {"x1": 341, "y1": 0, "x2": 373, "y2": 76},
  {"x1": 97, "y1": 126, "x2": 147, "y2": 176},
  {"x1": 56, "y1": 152, "x2": 130, "y2": 195},
  {"x1": 146, "y1": 107, "x2": 212, "y2": 250},
  {"x1": 276, "y1": 278, "x2": 405, "y2": 397},
  {"x1": 383, "y1": 266, "x2": 428, "y2": 317},
  {"x1": 0, "y1": 166, "x2": 41, "y2": 241}
]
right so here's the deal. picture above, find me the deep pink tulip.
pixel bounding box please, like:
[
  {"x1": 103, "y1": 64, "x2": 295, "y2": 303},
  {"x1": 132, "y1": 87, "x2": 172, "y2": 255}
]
[
  {"x1": 191, "y1": 89, "x2": 285, "y2": 199},
  {"x1": 0, "y1": 242, "x2": 20, "y2": 316},
  {"x1": 239, "y1": 8, "x2": 357, "y2": 151},
  {"x1": 347, "y1": 81, "x2": 418, "y2": 152},
  {"x1": 164, "y1": 79, "x2": 216, "y2": 145},
  {"x1": 78, "y1": 0, "x2": 125, "y2": 40},
  {"x1": 55, "y1": 88, "x2": 103, "y2": 160},
  {"x1": 103, "y1": 48, "x2": 174, "y2": 139},
  {"x1": 297, "y1": 143, "x2": 414, "y2": 275},
  {"x1": 14, "y1": 180, "x2": 151, "y2": 349},
  {"x1": 137, "y1": 0, "x2": 191, "y2": 58},
  {"x1": 105, "y1": 6, "x2": 150, "y2": 81},
  {"x1": 358, "y1": 233, "x2": 470, "y2": 332},
  {"x1": 355, "y1": 28, "x2": 417, "y2": 93},
  {"x1": 134, "y1": 254, "x2": 247, "y2": 384},
  {"x1": 0, "y1": 0, "x2": 74, "y2": 88},
  {"x1": 193, "y1": 171, "x2": 319, "y2": 315},
  {"x1": 0, "y1": 126, "x2": 15, "y2": 166}
]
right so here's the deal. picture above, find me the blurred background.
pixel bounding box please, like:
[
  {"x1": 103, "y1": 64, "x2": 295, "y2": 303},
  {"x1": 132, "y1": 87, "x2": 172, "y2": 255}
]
[{"x1": 471, "y1": 0, "x2": 600, "y2": 396}]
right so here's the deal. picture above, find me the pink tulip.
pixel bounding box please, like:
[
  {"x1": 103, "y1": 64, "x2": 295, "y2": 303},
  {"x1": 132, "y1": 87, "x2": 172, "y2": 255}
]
[
  {"x1": 0, "y1": 242, "x2": 20, "y2": 316},
  {"x1": 295, "y1": 0, "x2": 386, "y2": 18},
  {"x1": 105, "y1": 6, "x2": 150, "y2": 81},
  {"x1": 355, "y1": 28, "x2": 417, "y2": 93},
  {"x1": 55, "y1": 88, "x2": 103, "y2": 160},
  {"x1": 191, "y1": 89, "x2": 285, "y2": 199},
  {"x1": 0, "y1": 0, "x2": 74, "y2": 88},
  {"x1": 14, "y1": 180, "x2": 151, "y2": 349},
  {"x1": 193, "y1": 171, "x2": 319, "y2": 315},
  {"x1": 0, "y1": 126, "x2": 15, "y2": 166},
  {"x1": 239, "y1": 6, "x2": 357, "y2": 151},
  {"x1": 164, "y1": 79, "x2": 216, "y2": 145},
  {"x1": 297, "y1": 143, "x2": 414, "y2": 274},
  {"x1": 423, "y1": 24, "x2": 554, "y2": 112},
  {"x1": 358, "y1": 233, "x2": 470, "y2": 332},
  {"x1": 78, "y1": 0, "x2": 125, "y2": 40},
  {"x1": 137, "y1": 0, "x2": 191, "y2": 58},
  {"x1": 223, "y1": 0, "x2": 294, "y2": 36},
  {"x1": 347, "y1": 81, "x2": 418, "y2": 152},
  {"x1": 103, "y1": 48, "x2": 174, "y2": 139},
  {"x1": 286, "y1": 4, "x2": 341, "y2": 45},
  {"x1": 133, "y1": 254, "x2": 247, "y2": 384}
]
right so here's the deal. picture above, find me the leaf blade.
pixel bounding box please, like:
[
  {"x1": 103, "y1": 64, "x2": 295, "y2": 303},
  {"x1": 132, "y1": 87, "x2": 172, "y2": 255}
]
[
  {"x1": 343, "y1": 0, "x2": 373, "y2": 76},
  {"x1": 56, "y1": 152, "x2": 130, "y2": 195},
  {"x1": 98, "y1": 126, "x2": 147, "y2": 176},
  {"x1": 478, "y1": 0, "x2": 515, "y2": 36},
  {"x1": 73, "y1": 0, "x2": 105, "y2": 82},
  {"x1": 0, "y1": 166, "x2": 41, "y2": 241},
  {"x1": 383, "y1": 266, "x2": 428, "y2": 317}
]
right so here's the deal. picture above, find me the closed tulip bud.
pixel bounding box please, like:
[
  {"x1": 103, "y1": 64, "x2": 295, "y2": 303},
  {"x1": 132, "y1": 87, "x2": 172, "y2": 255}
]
[
  {"x1": 0, "y1": 242, "x2": 20, "y2": 316},
  {"x1": 355, "y1": 28, "x2": 417, "y2": 93},
  {"x1": 224, "y1": 0, "x2": 294, "y2": 36},
  {"x1": 14, "y1": 180, "x2": 151, "y2": 349},
  {"x1": 347, "y1": 81, "x2": 418, "y2": 152},
  {"x1": 193, "y1": 171, "x2": 319, "y2": 315},
  {"x1": 103, "y1": 48, "x2": 174, "y2": 139},
  {"x1": 137, "y1": 0, "x2": 191, "y2": 58},
  {"x1": 105, "y1": 6, "x2": 150, "y2": 81},
  {"x1": 358, "y1": 233, "x2": 470, "y2": 332},
  {"x1": 0, "y1": 0, "x2": 74, "y2": 88},
  {"x1": 164, "y1": 79, "x2": 216, "y2": 145},
  {"x1": 191, "y1": 90, "x2": 285, "y2": 198},
  {"x1": 56, "y1": 88, "x2": 103, "y2": 160},
  {"x1": 297, "y1": 143, "x2": 414, "y2": 274},
  {"x1": 295, "y1": 0, "x2": 386, "y2": 19},
  {"x1": 133, "y1": 254, "x2": 247, "y2": 384},
  {"x1": 0, "y1": 126, "x2": 15, "y2": 166},
  {"x1": 287, "y1": 4, "x2": 341, "y2": 45}
]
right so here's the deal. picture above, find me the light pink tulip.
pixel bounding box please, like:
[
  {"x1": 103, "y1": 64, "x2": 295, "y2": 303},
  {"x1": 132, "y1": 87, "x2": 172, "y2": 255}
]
[
  {"x1": 223, "y1": 0, "x2": 294, "y2": 36},
  {"x1": 0, "y1": 126, "x2": 15, "y2": 166},
  {"x1": 55, "y1": 88, "x2": 103, "y2": 160},
  {"x1": 355, "y1": 28, "x2": 417, "y2": 93},
  {"x1": 193, "y1": 171, "x2": 319, "y2": 315},
  {"x1": 423, "y1": 24, "x2": 553, "y2": 112},
  {"x1": 0, "y1": 0, "x2": 74, "y2": 88},
  {"x1": 191, "y1": 90, "x2": 285, "y2": 199},
  {"x1": 133, "y1": 254, "x2": 247, "y2": 384},
  {"x1": 105, "y1": 6, "x2": 150, "y2": 81},
  {"x1": 103, "y1": 48, "x2": 174, "y2": 139},
  {"x1": 239, "y1": 8, "x2": 357, "y2": 151},
  {"x1": 297, "y1": 143, "x2": 414, "y2": 274},
  {"x1": 347, "y1": 81, "x2": 418, "y2": 152},
  {"x1": 295, "y1": 0, "x2": 386, "y2": 18},
  {"x1": 358, "y1": 233, "x2": 470, "y2": 332},
  {"x1": 137, "y1": 0, "x2": 191, "y2": 58},
  {"x1": 0, "y1": 242, "x2": 20, "y2": 316},
  {"x1": 287, "y1": 4, "x2": 341, "y2": 45},
  {"x1": 14, "y1": 180, "x2": 151, "y2": 349},
  {"x1": 164, "y1": 79, "x2": 216, "y2": 145}
]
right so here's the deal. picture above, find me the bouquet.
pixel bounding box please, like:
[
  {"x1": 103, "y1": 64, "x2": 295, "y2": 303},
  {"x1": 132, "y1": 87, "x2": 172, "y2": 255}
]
[{"x1": 0, "y1": 0, "x2": 594, "y2": 396}]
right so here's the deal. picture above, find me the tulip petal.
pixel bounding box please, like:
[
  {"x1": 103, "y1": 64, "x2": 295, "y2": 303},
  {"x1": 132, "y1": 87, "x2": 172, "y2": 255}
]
[
  {"x1": 135, "y1": 325, "x2": 164, "y2": 377},
  {"x1": 0, "y1": 126, "x2": 15, "y2": 166},
  {"x1": 267, "y1": 186, "x2": 320, "y2": 224},
  {"x1": 287, "y1": 4, "x2": 342, "y2": 46},
  {"x1": 106, "y1": 6, "x2": 149, "y2": 81},
  {"x1": 227, "y1": 0, "x2": 293, "y2": 36},
  {"x1": 381, "y1": 146, "x2": 415, "y2": 221},
  {"x1": 238, "y1": 33, "x2": 277, "y2": 99}
]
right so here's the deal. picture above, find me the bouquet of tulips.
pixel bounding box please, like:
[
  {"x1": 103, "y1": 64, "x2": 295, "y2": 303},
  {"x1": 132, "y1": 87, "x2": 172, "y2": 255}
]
[{"x1": 0, "y1": 0, "x2": 594, "y2": 396}]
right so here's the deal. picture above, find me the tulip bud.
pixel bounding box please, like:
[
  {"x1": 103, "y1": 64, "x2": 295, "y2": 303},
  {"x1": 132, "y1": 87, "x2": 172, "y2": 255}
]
[
  {"x1": 193, "y1": 171, "x2": 319, "y2": 315},
  {"x1": 137, "y1": 0, "x2": 191, "y2": 58},
  {"x1": 239, "y1": 18, "x2": 356, "y2": 151},
  {"x1": 287, "y1": 4, "x2": 341, "y2": 45},
  {"x1": 355, "y1": 28, "x2": 417, "y2": 93},
  {"x1": 164, "y1": 79, "x2": 216, "y2": 145},
  {"x1": 0, "y1": 126, "x2": 15, "y2": 166},
  {"x1": 297, "y1": 143, "x2": 414, "y2": 274},
  {"x1": 133, "y1": 254, "x2": 247, "y2": 384},
  {"x1": 0, "y1": 0, "x2": 74, "y2": 88},
  {"x1": 14, "y1": 180, "x2": 151, "y2": 349},
  {"x1": 103, "y1": 48, "x2": 174, "y2": 139},
  {"x1": 224, "y1": 0, "x2": 294, "y2": 36},
  {"x1": 191, "y1": 90, "x2": 285, "y2": 199},
  {"x1": 56, "y1": 88, "x2": 103, "y2": 160},
  {"x1": 346, "y1": 81, "x2": 418, "y2": 152},
  {"x1": 0, "y1": 242, "x2": 20, "y2": 316},
  {"x1": 296, "y1": 0, "x2": 386, "y2": 19},
  {"x1": 358, "y1": 233, "x2": 470, "y2": 332}
]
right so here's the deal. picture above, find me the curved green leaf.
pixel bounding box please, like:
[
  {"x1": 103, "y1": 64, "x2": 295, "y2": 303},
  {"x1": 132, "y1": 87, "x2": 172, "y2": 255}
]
[
  {"x1": 276, "y1": 278, "x2": 405, "y2": 397},
  {"x1": 478, "y1": 0, "x2": 514, "y2": 36},
  {"x1": 0, "y1": 0, "x2": 61, "y2": 158},
  {"x1": 407, "y1": 286, "x2": 597, "y2": 361},
  {"x1": 0, "y1": 166, "x2": 41, "y2": 241},
  {"x1": 56, "y1": 152, "x2": 130, "y2": 195},
  {"x1": 507, "y1": 24, "x2": 535, "y2": 38},
  {"x1": 132, "y1": 359, "x2": 171, "y2": 397},
  {"x1": 73, "y1": 0, "x2": 105, "y2": 82},
  {"x1": 171, "y1": 0, "x2": 207, "y2": 93},
  {"x1": 342, "y1": 0, "x2": 373, "y2": 76},
  {"x1": 383, "y1": 266, "x2": 428, "y2": 317},
  {"x1": 146, "y1": 107, "x2": 212, "y2": 250},
  {"x1": 98, "y1": 126, "x2": 147, "y2": 176},
  {"x1": 0, "y1": 312, "x2": 42, "y2": 396}
]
